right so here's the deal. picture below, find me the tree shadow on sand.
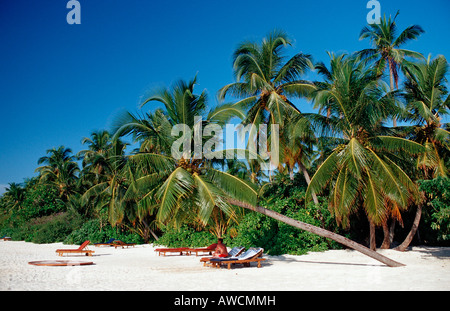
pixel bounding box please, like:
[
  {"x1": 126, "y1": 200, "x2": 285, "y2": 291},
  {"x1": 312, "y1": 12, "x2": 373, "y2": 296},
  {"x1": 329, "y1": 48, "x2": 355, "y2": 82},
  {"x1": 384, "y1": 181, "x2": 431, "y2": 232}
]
[
  {"x1": 268, "y1": 255, "x2": 386, "y2": 268},
  {"x1": 410, "y1": 246, "x2": 450, "y2": 260}
]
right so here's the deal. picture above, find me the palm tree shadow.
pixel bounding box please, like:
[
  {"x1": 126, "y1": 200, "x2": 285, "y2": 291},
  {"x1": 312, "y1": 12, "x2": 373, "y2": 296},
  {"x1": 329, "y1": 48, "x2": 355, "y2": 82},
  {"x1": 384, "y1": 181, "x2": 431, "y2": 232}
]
[
  {"x1": 270, "y1": 256, "x2": 386, "y2": 267},
  {"x1": 410, "y1": 246, "x2": 450, "y2": 260}
]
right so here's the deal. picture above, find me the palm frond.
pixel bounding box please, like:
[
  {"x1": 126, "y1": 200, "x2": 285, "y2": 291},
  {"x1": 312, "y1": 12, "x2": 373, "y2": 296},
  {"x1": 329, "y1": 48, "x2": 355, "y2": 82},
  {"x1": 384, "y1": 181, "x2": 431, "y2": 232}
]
[
  {"x1": 193, "y1": 174, "x2": 233, "y2": 225},
  {"x1": 393, "y1": 25, "x2": 425, "y2": 47},
  {"x1": 207, "y1": 168, "x2": 258, "y2": 206},
  {"x1": 369, "y1": 136, "x2": 425, "y2": 155},
  {"x1": 156, "y1": 167, "x2": 195, "y2": 223},
  {"x1": 306, "y1": 149, "x2": 340, "y2": 203},
  {"x1": 129, "y1": 153, "x2": 176, "y2": 173}
]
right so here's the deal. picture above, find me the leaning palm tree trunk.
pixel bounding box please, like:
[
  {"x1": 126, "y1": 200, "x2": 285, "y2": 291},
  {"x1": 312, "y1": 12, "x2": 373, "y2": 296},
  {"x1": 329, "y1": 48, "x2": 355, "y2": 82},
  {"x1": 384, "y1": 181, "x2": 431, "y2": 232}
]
[
  {"x1": 228, "y1": 199, "x2": 405, "y2": 267},
  {"x1": 395, "y1": 204, "x2": 422, "y2": 252},
  {"x1": 299, "y1": 163, "x2": 319, "y2": 205}
]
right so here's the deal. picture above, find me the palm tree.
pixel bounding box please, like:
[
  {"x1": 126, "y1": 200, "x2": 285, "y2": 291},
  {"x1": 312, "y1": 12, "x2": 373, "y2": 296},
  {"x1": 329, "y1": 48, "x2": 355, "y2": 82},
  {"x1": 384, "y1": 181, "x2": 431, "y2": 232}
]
[
  {"x1": 3, "y1": 183, "x2": 25, "y2": 211},
  {"x1": 358, "y1": 11, "x2": 425, "y2": 126},
  {"x1": 36, "y1": 146, "x2": 79, "y2": 201},
  {"x1": 218, "y1": 30, "x2": 319, "y2": 196},
  {"x1": 395, "y1": 54, "x2": 450, "y2": 251},
  {"x1": 77, "y1": 130, "x2": 113, "y2": 178},
  {"x1": 218, "y1": 30, "x2": 315, "y2": 127},
  {"x1": 79, "y1": 131, "x2": 129, "y2": 227},
  {"x1": 306, "y1": 54, "x2": 424, "y2": 250},
  {"x1": 402, "y1": 55, "x2": 450, "y2": 178},
  {"x1": 114, "y1": 77, "x2": 255, "y2": 235},
  {"x1": 115, "y1": 76, "x2": 405, "y2": 267}
]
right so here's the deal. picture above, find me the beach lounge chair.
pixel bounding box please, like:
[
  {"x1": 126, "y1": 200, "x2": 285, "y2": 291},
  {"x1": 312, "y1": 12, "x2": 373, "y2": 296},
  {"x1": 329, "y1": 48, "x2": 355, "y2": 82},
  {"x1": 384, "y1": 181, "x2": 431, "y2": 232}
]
[
  {"x1": 155, "y1": 243, "x2": 217, "y2": 256},
  {"x1": 112, "y1": 240, "x2": 136, "y2": 249},
  {"x1": 94, "y1": 238, "x2": 116, "y2": 247},
  {"x1": 55, "y1": 240, "x2": 94, "y2": 257},
  {"x1": 187, "y1": 243, "x2": 217, "y2": 256},
  {"x1": 209, "y1": 247, "x2": 266, "y2": 269},
  {"x1": 155, "y1": 247, "x2": 191, "y2": 256},
  {"x1": 200, "y1": 246, "x2": 245, "y2": 266},
  {"x1": 0, "y1": 235, "x2": 11, "y2": 241}
]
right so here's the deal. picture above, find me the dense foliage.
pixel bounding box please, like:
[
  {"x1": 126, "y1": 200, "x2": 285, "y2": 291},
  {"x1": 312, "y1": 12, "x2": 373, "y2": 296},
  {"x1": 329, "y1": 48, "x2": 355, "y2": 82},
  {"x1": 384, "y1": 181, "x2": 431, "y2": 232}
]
[
  {"x1": 0, "y1": 14, "x2": 449, "y2": 255},
  {"x1": 419, "y1": 177, "x2": 450, "y2": 243}
]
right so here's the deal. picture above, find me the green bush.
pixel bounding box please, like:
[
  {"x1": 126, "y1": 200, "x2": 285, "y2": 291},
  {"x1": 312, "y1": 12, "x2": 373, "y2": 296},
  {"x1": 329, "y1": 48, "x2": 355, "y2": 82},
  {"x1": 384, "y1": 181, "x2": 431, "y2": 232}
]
[
  {"x1": 419, "y1": 177, "x2": 450, "y2": 244},
  {"x1": 18, "y1": 184, "x2": 66, "y2": 220},
  {"x1": 64, "y1": 219, "x2": 144, "y2": 245},
  {"x1": 155, "y1": 224, "x2": 217, "y2": 247},
  {"x1": 31, "y1": 212, "x2": 83, "y2": 243},
  {"x1": 1, "y1": 212, "x2": 84, "y2": 243}
]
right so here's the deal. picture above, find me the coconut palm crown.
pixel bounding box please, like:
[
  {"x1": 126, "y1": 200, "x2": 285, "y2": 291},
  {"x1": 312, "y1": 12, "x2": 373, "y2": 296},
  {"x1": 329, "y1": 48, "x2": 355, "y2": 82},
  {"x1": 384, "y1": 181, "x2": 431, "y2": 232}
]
[{"x1": 307, "y1": 54, "x2": 424, "y2": 229}]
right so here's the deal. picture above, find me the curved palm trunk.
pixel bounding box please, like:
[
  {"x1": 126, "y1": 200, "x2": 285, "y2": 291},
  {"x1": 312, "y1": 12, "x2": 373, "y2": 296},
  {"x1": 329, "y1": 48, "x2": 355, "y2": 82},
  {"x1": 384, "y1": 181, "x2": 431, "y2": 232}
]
[
  {"x1": 228, "y1": 198, "x2": 405, "y2": 267},
  {"x1": 289, "y1": 165, "x2": 295, "y2": 181},
  {"x1": 299, "y1": 163, "x2": 319, "y2": 205},
  {"x1": 369, "y1": 220, "x2": 376, "y2": 250},
  {"x1": 142, "y1": 219, "x2": 159, "y2": 241},
  {"x1": 381, "y1": 222, "x2": 391, "y2": 249},
  {"x1": 388, "y1": 59, "x2": 397, "y2": 127},
  {"x1": 395, "y1": 204, "x2": 422, "y2": 252}
]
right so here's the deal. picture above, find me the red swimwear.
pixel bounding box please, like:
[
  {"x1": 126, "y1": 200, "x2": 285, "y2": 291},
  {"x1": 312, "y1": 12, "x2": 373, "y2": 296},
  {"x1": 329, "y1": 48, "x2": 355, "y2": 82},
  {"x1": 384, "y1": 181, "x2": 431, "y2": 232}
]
[{"x1": 218, "y1": 254, "x2": 227, "y2": 258}]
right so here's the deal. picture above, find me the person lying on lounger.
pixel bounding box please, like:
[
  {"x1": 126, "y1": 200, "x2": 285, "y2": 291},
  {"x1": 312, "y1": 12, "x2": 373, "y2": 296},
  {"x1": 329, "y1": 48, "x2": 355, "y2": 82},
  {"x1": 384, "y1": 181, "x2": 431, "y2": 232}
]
[{"x1": 212, "y1": 238, "x2": 228, "y2": 258}]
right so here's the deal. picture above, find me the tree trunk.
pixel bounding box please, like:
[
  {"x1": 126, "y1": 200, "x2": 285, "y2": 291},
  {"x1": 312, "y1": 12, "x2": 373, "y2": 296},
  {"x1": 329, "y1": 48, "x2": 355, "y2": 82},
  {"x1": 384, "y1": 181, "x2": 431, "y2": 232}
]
[
  {"x1": 228, "y1": 198, "x2": 405, "y2": 267},
  {"x1": 389, "y1": 220, "x2": 396, "y2": 245},
  {"x1": 395, "y1": 204, "x2": 422, "y2": 252},
  {"x1": 381, "y1": 222, "x2": 391, "y2": 249},
  {"x1": 299, "y1": 163, "x2": 319, "y2": 205},
  {"x1": 388, "y1": 59, "x2": 397, "y2": 127},
  {"x1": 289, "y1": 166, "x2": 294, "y2": 181},
  {"x1": 142, "y1": 219, "x2": 159, "y2": 241},
  {"x1": 369, "y1": 220, "x2": 376, "y2": 250},
  {"x1": 149, "y1": 228, "x2": 159, "y2": 241}
]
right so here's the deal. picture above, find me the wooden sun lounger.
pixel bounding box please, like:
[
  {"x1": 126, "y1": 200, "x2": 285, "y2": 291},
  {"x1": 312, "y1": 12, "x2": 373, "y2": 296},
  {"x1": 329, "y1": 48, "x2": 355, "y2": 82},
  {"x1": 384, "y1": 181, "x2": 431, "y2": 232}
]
[
  {"x1": 0, "y1": 235, "x2": 11, "y2": 241},
  {"x1": 94, "y1": 238, "x2": 116, "y2": 247},
  {"x1": 200, "y1": 246, "x2": 245, "y2": 266},
  {"x1": 56, "y1": 240, "x2": 94, "y2": 257},
  {"x1": 209, "y1": 248, "x2": 266, "y2": 270},
  {"x1": 155, "y1": 243, "x2": 217, "y2": 256},
  {"x1": 113, "y1": 240, "x2": 136, "y2": 249},
  {"x1": 155, "y1": 247, "x2": 190, "y2": 256},
  {"x1": 188, "y1": 244, "x2": 217, "y2": 256}
]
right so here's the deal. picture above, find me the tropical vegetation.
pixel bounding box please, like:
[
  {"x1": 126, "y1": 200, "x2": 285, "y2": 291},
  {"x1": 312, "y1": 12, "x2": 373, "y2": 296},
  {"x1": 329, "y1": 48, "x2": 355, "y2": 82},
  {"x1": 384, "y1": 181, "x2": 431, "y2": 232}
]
[{"x1": 1, "y1": 13, "x2": 449, "y2": 266}]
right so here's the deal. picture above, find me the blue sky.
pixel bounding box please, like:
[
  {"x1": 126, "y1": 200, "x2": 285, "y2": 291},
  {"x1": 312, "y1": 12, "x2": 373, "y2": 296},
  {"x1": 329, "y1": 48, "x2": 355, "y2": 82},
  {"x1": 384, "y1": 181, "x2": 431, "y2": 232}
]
[{"x1": 0, "y1": 0, "x2": 449, "y2": 194}]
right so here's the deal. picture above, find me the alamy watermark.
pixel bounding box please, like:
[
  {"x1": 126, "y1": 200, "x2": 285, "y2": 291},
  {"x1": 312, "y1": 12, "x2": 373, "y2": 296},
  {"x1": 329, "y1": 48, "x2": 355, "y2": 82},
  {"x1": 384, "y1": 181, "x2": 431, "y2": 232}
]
[
  {"x1": 171, "y1": 117, "x2": 279, "y2": 171},
  {"x1": 67, "y1": 0, "x2": 81, "y2": 24},
  {"x1": 366, "y1": 0, "x2": 381, "y2": 24}
]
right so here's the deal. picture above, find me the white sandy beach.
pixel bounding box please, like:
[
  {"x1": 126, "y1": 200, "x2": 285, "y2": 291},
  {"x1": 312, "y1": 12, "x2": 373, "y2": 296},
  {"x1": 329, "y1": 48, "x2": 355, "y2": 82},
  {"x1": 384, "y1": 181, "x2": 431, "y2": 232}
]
[{"x1": 0, "y1": 241, "x2": 449, "y2": 291}]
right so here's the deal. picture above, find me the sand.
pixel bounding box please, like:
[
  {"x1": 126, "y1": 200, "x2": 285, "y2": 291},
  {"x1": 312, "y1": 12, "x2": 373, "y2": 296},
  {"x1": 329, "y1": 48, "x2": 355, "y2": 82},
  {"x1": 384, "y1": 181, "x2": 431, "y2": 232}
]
[{"x1": 0, "y1": 241, "x2": 449, "y2": 291}]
